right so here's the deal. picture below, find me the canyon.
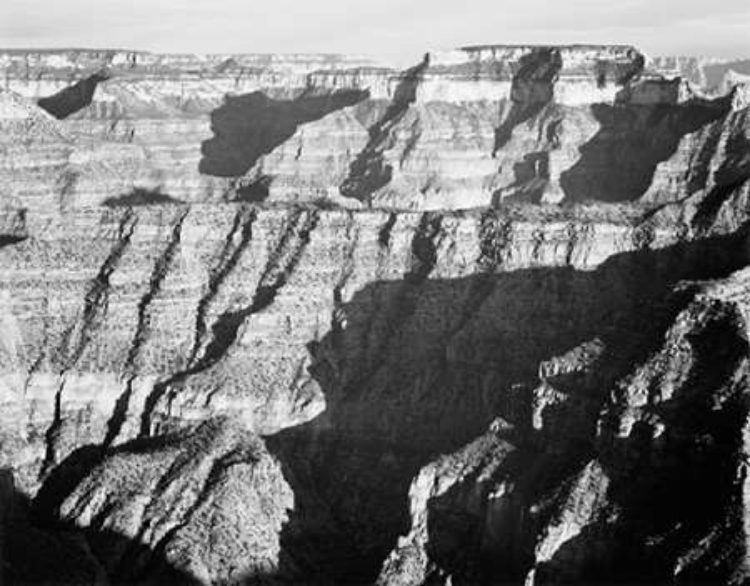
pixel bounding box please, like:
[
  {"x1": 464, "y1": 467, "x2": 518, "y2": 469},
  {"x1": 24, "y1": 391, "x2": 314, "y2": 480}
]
[{"x1": 0, "y1": 44, "x2": 749, "y2": 585}]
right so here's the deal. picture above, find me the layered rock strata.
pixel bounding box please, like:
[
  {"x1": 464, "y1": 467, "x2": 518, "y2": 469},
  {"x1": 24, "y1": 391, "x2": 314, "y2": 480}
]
[
  {"x1": 0, "y1": 201, "x2": 747, "y2": 583},
  {"x1": 1, "y1": 45, "x2": 746, "y2": 211},
  {"x1": 0, "y1": 43, "x2": 749, "y2": 586}
]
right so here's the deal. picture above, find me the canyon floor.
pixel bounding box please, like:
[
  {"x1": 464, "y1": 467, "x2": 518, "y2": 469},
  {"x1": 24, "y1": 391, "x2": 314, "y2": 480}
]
[{"x1": 0, "y1": 45, "x2": 750, "y2": 585}]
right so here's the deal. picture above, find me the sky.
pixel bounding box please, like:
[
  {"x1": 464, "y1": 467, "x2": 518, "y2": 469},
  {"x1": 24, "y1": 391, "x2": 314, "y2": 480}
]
[{"x1": 1, "y1": 0, "x2": 749, "y2": 63}]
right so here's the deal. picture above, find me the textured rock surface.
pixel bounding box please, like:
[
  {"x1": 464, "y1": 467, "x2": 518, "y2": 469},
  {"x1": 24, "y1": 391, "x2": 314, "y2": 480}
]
[
  {"x1": 0, "y1": 43, "x2": 749, "y2": 586},
  {"x1": 54, "y1": 417, "x2": 293, "y2": 584},
  {"x1": 1, "y1": 45, "x2": 747, "y2": 211},
  {"x1": 0, "y1": 203, "x2": 700, "y2": 493},
  {"x1": 378, "y1": 266, "x2": 750, "y2": 585}
]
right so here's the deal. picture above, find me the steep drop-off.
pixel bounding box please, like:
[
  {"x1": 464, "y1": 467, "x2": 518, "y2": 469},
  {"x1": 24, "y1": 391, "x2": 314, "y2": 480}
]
[{"x1": 0, "y1": 44, "x2": 749, "y2": 585}]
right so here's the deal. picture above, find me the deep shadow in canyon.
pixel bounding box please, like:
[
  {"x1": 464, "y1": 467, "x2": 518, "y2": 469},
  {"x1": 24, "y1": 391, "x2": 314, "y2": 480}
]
[
  {"x1": 265, "y1": 222, "x2": 750, "y2": 584},
  {"x1": 422, "y1": 298, "x2": 749, "y2": 585},
  {"x1": 537, "y1": 317, "x2": 747, "y2": 586},
  {"x1": 198, "y1": 89, "x2": 369, "y2": 182},
  {"x1": 12, "y1": 222, "x2": 750, "y2": 585}
]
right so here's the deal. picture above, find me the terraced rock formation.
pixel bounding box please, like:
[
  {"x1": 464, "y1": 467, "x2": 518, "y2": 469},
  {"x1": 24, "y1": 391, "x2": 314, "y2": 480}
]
[{"x1": 0, "y1": 44, "x2": 749, "y2": 585}]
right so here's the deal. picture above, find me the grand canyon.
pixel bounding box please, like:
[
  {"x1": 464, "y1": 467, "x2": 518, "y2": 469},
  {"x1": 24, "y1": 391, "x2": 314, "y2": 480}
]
[{"x1": 0, "y1": 44, "x2": 749, "y2": 585}]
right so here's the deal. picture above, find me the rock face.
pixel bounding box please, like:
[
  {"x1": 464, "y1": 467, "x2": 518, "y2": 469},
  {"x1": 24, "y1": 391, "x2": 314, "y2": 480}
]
[
  {"x1": 55, "y1": 417, "x2": 293, "y2": 584},
  {"x1": 0, "y1": 44, "x2": 749, "y2": 585},
  {"x1": 378, "y1": 266, "x2": 750, "y2": 585},
  {"x1": 2, "y1": 45, "x2": 746, "y2": 211}
]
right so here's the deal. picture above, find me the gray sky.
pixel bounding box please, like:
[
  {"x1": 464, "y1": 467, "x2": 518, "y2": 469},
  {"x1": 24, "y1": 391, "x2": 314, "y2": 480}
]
[{"x1": 1, "y1": 0, "x2": 749, "y2": 62}]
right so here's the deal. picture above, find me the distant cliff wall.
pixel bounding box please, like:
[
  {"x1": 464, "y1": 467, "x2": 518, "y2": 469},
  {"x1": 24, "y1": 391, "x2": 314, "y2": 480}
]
[{"x1": 1, "y1": 46, "x2": 746, "y2": 212}]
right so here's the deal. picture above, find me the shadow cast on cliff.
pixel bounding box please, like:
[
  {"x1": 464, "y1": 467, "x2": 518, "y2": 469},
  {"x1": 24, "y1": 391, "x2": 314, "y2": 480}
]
[
  {"x1": 420, "y1": 298, "x2": 749, "y2": 585},
  {"x1": 339, "y1": 56, "x2": 429, "y2": 204},
  {"x1": 37, "y1": 71, "x2": 109, "y2": 120},
  {"x1": 0, "y1": 235, "x2": 26, "y2": 249},
  {"x1": 102, "y1": 187, "x2": 185, "y2": 207},
  {"x1": 265, "y1": 222, "x2": 750, "y2": 584},
  {"x1": 492, "y1": 48, "x2": 562, "y2": 155},
  {"x1": 198, "y1": 89, "x2": 369, "y2": 186},
  {"x1": 693, "y1": 130, "x2": 750, "y2": 231},
  {"x1": 527, "y1": 311, "x2": 748, "y2": 585},
  {"x1": 561, "y1": 91, "x2": 733, "y2": 204},
  {"x1": 17, "y1": 222, "x2": 750, "y2": 585},
  {"x1": 493, "y1": 152, "x2": 553, "y2": 205}
]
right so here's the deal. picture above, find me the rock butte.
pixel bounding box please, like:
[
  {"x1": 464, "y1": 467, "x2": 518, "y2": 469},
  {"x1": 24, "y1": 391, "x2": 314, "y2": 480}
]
[{"x1": 0, "y1": 44, "x2": 749, "y2": 585}]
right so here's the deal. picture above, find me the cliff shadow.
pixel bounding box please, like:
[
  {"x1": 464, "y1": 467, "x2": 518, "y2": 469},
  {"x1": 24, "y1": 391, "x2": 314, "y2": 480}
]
[
  {"x1": 37, "y1": 71, "x2": 110, "y2": 120},
  {"x1": 11, "y1": 223, "x2": 749, "y2": 585},
  {"x1": 493, "y1": 48, "x2": 562, "y2": 154},
  {"x1": 493, "y1": 151, "x2": 552, "y2": 205},
  {"x1": 339, "y1": 55, "x2": 429, "y2": 204},
  {"x1": 198, "y1": 89, "x2": 369, "y2": 181},
  {"x1": 560, "y1": 90, "x2": 733, "y2": 204},
  {"x1": 693, "y1": 130, "x2": 750, "y2": 231},
  {"x1": 0, "y1": 235, "x2": 26, "y2": 249},
  {"x1": 266, "y1": 223, "x2": 750, "y2": 583},
  {"x1": 524, "y1": 308, "x2": 749, "y2": 586},
  {"x1": 418, "y1": 296, "x2": 749, "y2": 585},
  {"x1": 102, "y1": 187, "x2": 184, "y2": 207}
]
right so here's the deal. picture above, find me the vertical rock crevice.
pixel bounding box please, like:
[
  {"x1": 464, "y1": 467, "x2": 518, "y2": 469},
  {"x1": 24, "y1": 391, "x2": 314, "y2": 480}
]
[
  {"x1": 188, "y1": 204, "x2": 258, "y2": 366},
  {"x1": 58, "y1": 210, "x2": 139, "y2": 369},
  {"x1": 197, "y1": 207, "x2": 319, "y2": 368},
  {"x1": 493, "y1": 48, "x2": 563, "y2": 155},
  {"x1": 41, "y1": 210, "x2": 138, "y2": 473},
  {"x1": 339, "y1": 55, "x2": 430, "y2": 204},
  {"x1": 138, "y1": 207, "x2": 320, "y2": 436},
  {"x1": 103, "y1": 207, "x2": 190, "y2": 447}
]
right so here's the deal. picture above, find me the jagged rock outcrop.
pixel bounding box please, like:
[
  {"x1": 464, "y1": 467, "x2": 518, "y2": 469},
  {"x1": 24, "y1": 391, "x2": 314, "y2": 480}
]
[
  {"x1": 52, "y1": 417, "x2": 292, "y2": 584},
  {"x1": 0, "y1": 43, "x2": 749, "y2": 586},
  {"x1": 378, "y1": 265, "x2": 750, "y2": 585}
]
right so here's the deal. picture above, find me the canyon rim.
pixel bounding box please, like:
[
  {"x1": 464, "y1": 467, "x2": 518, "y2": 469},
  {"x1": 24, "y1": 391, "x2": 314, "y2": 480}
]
[{"x1": 0, "y1": 29, "x2": 749, "y2": 586}]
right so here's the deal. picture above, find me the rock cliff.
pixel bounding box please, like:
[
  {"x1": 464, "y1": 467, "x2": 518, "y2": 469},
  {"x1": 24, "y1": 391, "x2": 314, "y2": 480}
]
[
  {"x1": 0, "y1": 43, "x2": 749, "y2": 585},
  {"x1": 2, "y1": 45, "x2": 746, "y2": 211}
]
